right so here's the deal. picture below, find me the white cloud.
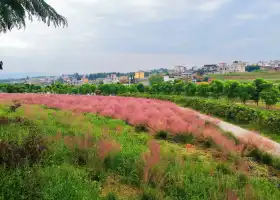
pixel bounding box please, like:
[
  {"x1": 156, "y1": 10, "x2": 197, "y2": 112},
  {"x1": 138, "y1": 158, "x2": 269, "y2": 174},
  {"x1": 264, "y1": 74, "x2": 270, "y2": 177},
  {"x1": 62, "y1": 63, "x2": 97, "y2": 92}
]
[
  {"x1": 0, "y1": 35, "x2": 32, "y2": 49},
  {"x1": 47, "y1": 0, "x2": 231, "y2": 23},
  {"x1": 235, "y1": 13, "x2": 257, "y2": 20},
  {"x1": 195, "y1": 0, "x2": 230, "y2": 12}
]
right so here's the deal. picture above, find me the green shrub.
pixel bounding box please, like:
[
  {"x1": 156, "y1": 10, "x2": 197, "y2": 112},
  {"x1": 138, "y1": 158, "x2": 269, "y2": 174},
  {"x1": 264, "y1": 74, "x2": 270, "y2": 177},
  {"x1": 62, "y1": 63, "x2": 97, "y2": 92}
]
[
  {"x1": 135, "y1": 124, "x2": 148, "y2": 132},
  {"x1": 141, "y1": 188, "x2": 158, "y2": 200},
  {"x1": 199, "y1": 137, "x2": 215, "y2": 148},
  {"x1": 103, "y1": 192, "x2": 118, "y2": 200},
  {"x1": 237, "y1": 173, "x2": 248, "y2": 189},
  {"x1": 155, "y1": 131, "x2": 168, "y2": 140},
  {"x1": 216, "y1": 163, "x2": 232, "y2": 175},
  {"x1": 247, "y1": 149, "x2": 273, "y2": 165},
  {"x1": 170, "y1": 134, "x2": 194, "y2": 144}
]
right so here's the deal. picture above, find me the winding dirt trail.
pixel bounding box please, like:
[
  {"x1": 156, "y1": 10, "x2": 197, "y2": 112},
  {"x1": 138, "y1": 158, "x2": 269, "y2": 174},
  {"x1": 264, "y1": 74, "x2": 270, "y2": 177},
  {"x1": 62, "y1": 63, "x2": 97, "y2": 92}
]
[{"x1": 182, "y1": 107, "x2": 280, "y2": 157}]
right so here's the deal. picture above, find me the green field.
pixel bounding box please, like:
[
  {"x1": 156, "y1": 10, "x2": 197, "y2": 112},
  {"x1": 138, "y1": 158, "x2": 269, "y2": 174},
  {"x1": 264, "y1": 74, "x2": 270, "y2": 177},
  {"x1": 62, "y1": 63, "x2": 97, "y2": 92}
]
[
  {"x1": 1, "y1": 104, "x2": 280, "y2": 200},
  {"x1": 208, "y1": 72, "x2": 280, "y2": 82}
]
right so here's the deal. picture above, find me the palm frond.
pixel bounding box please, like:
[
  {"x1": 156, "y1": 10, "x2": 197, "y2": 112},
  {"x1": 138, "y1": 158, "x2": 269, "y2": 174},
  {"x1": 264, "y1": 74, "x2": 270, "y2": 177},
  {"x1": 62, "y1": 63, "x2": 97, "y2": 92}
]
[{"x1": 0, "y1": 0, "x2": 67, "y2": 33}]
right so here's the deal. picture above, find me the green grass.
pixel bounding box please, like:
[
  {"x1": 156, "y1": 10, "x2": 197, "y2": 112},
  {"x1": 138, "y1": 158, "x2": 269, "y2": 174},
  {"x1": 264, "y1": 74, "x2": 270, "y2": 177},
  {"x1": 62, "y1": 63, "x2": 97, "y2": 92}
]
[
  {"x1": 208, "y1": 71, "x2": 280, "y2": 83},
  {"x1": 1, "y1": 104, "x2": 280, "y2": 200}
]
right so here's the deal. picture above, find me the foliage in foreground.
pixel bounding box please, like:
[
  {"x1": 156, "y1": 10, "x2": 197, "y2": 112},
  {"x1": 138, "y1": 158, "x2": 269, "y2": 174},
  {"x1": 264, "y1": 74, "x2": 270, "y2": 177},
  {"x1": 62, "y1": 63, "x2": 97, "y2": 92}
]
[
  {"x1": 0, "y1": 0, "x2": 67, "y2": 33},
  {"x1": 0, "y1": 104, "x2": 280, "y2": 200}
]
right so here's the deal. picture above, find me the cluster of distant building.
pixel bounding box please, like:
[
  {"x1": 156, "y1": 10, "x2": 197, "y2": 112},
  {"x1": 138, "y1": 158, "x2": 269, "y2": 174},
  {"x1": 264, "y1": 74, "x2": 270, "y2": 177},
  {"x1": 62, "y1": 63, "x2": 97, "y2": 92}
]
[
  {"x1": 201, "y1": 60, "x2": 280, "y2": 75},
  {"x1": 7, "y1": 59, "x2": 280, "y2": 86}
]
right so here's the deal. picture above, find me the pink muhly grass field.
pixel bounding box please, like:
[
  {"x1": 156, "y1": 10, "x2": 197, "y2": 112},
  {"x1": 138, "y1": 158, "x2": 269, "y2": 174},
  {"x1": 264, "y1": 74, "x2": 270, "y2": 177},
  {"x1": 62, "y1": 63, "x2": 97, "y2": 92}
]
[{"x1": 0, "y1": 93, "x2": 244, "y2": 153}]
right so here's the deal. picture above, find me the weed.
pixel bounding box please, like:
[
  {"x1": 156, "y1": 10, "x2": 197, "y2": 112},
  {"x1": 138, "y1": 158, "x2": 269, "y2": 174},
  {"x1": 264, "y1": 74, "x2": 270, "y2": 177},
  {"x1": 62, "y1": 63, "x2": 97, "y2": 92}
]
[
  {"x1": 10, "y1": 100, "x2": 21, "y2": 112},
  {"x1": 89, "y1": 172, "x2": 104, "y2": 183},
  {"x1": 103, "y1": 153, "x2": 119, "y2": 170},
  {"x1": 141, "y1": 188, "x2": 158, "y2": 200},
  {"x1": 216, "y1": 163, "x2": 232, "y2": 175},
  {"x1": 237, "y1": 173, "x2": 248, "y2": 188},
  {"x1": 0, "y1": 117, "x2": 9, "y2": 125},
  {"x1": 72, "y1": 149, "x2": 88, "y2": 166},
  {"x1": 262, "y1": 153, "x2": 273, "y2": 165},
  {"x1": 273, "y1": 158, "x2": 280, "y2": 170},
  {"x1": 247, "y1": 148, "x2": 273, "y2": 165},
  {"x1": 135, "y1": 124, "x2": 148, "y2": 132},
  {"x1": 143, "y1": 140, "x2": 161, "y2": 183},
  {"x1": 155, "y1": 131, "x2": 168, "y2": 140},
  {"x1": 0, "y1": 135, "x2": 47, "y2": 168},
  {"x1": 171, "y1": 134, "x2": 194, "y2": 144},
  {"x1": 0, "y1": 168, "x2": 43, "y2": 200},
  {"x1": 223, "y1": 131, "x2": 240, "y2": 145},
  {"x1": 200, "y1": 137, "x2": 215, "y2": 148},
  {"x1": 103, "y1": 192, "x2": 118, "y2": 200}
]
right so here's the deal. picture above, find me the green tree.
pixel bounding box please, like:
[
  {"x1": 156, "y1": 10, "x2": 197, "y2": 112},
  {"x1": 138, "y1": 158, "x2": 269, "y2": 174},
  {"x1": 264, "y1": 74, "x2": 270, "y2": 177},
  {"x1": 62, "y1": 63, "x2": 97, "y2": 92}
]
[
  {"x1": 137, "y1": 83, "x2": 145, "y2": 93},
  {"x1": 149, "y1": 75, "x2": 164, "y2": 85},
  {"x1": 78, "y1": 84, "x2": 94, "y2": 94},
  {"x1": 173, "y1": 81, "x2": 185, "y2": 95},
  {"x1": 196, "y1": 83, "x2": 209, "y2": 97},
  {"x1": 161, "y1": 82, "x2": 173, "y2": 94},
  {"x1": 0, "y1": 0, "x2": 67, "y2": 33},
  {"x1": 98, "y1": 84, "x2": 111, "y2": 95},
  {"x1": 209, "y1": 80, "x2": 224, "y2": 99},
  {"x1": 144, "y1": 86, "x2": 151, "y2": 93},
  {"x1": 238, "y1": 83, "x2": 254, "y2": 104},
  {"x1": 260, "y1": 88, "x2": 279, "y2": 108},
  {"x1": 117, "y1": 84, "x2": 128, "y2": 94},
  {"x1": 184, "y1": 82, "x2": 197, "y2": 96},
  {"x1": 150, "y1": 84, "x2": 160, "y2": 94},
  {"x1": 245, "y1": 65, "x2": 260, "y2": 72},
  {"x1": 224, "y1": 80, "x2": 240, "y2": 101},
  {"x1": 128, "y1": 85, "x2": 138, "y2": 93},
  {"x1": 252, "y1": 78, "x2": 273, "y2": 105}
]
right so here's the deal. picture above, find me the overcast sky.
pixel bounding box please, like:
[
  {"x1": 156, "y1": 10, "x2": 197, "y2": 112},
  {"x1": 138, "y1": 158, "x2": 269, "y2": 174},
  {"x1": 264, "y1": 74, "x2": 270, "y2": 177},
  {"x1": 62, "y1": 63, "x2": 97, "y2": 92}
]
[{"x1": 1, "y1": 0, "x2": 280, "y2": 77}]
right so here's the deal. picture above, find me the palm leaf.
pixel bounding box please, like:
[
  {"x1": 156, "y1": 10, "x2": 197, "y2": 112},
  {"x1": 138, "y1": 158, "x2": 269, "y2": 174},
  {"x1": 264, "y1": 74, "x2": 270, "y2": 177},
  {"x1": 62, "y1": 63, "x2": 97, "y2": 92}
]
[{"x1": 0, "y1": 0, "x2": 67, "y2": 33}]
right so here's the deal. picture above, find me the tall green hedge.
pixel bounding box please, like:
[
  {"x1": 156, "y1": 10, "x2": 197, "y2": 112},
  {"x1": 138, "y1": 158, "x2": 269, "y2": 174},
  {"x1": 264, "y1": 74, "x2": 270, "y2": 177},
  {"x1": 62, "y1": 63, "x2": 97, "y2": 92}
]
[{"x1": 121, "y1": 93, "x2": 280, "y2": 134}]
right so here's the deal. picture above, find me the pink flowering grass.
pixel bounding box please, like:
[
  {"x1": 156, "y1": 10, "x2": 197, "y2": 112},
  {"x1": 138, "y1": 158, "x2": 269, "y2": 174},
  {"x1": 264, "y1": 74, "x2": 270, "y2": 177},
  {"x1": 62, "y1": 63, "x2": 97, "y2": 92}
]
[{"x1": 0, "y1": 93, "x2": 267, "y2": 154}]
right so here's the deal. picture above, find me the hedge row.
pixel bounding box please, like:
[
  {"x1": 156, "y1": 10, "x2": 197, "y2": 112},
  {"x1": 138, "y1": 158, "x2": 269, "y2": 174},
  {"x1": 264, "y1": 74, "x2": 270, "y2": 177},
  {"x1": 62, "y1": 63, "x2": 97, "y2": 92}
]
[{"x1": 121, "y1": 93, "x2": 280, "y2": 134}]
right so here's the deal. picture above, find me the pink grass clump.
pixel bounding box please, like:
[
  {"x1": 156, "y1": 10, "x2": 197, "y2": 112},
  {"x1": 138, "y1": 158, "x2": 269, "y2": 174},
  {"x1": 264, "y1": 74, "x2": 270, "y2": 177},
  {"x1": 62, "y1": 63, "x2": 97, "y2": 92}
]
[
  {"x1": 1, "y1": 93, "x2": 275, "y2": 155},
  {"x1": 97, "y1": 139, "x2": 121, "y2": 160},
  {"x1": 143, "y1": 140, "x2": 161, "y2": 183}
]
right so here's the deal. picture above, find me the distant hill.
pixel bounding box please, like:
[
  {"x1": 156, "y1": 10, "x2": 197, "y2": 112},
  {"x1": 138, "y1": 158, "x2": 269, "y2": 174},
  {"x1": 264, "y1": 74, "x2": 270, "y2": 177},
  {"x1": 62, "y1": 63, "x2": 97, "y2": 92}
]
[{"x1": 0, "y1": 72, "x2": 56, "y2": 80}]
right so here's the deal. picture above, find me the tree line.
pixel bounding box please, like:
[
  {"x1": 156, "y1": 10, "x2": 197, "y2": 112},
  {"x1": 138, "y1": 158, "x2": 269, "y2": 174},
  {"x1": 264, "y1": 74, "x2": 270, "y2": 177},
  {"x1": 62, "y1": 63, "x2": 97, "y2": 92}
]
[
  {"x1": 147, "y1": 78, "x2": 280, "y2": 108},
  {"x1": 0, "y1": 78, "x2": 279, "y2": 108}
]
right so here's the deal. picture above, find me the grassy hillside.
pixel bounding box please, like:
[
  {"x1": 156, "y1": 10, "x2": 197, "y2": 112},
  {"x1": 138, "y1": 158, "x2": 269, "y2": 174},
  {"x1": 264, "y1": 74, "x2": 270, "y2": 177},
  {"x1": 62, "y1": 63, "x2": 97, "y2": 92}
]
[
  {"x1": 208, "y1": 71, "x2": 280, "y2": 82},
  {"x1": 1, "y1": 102, "x2": 280, "y2": 200}
]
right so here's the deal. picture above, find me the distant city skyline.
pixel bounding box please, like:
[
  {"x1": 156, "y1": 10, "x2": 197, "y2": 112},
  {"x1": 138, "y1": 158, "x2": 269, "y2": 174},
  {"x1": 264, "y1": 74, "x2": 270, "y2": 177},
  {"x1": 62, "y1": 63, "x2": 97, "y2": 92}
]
[{"x1": 1, "y1": 0, "x2": 280, "y2": 75}]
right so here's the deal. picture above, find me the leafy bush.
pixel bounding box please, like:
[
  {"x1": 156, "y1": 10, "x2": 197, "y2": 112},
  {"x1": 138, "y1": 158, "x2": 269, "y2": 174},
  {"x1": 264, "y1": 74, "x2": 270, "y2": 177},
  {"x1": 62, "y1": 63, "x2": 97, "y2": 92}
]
[
  {"x1": 216, "y1": 163, "x2": 232, "y2": 175},
  {"x1": 171, "y1": 134, "x2": 194, "y2": 144},
  {"x1": 135, "y1": 124, "x2": 149, "y2": 132},
  {"x1": 155, "y1": 131, "x2": 168, "y2": 140},
  {"x1": 237, "y1": 173, "x2": 248, "y2": 189},
  {"x1": 0, "y1": 135, "x2": 47, "y2": 168},
  {"x1": 141, "y1": 188, "x2": 158, "y2": 200},
  {"x1": 247, "y1": 148, "x2": 273, "y2": 165},
  {"x1": 103, "y1": 192, "x2": 118, "y2": 200}
]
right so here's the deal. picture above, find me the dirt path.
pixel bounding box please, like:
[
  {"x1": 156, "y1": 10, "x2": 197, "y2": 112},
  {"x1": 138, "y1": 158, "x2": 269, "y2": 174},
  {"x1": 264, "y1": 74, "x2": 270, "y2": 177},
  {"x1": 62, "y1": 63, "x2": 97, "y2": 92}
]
[{"x1": 182, "y1": 107, "x2": 280, "y2": 157}]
